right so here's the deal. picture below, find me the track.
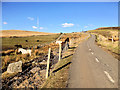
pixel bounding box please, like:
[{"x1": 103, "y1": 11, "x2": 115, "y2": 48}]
[{"x1": 68, "y1": 34, "x2": 118, "y2": 88}]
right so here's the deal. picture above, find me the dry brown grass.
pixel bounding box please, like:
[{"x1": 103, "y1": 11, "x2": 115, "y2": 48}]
[
  {"x1": 2, "y1": 32, "x2": 88, "y2": 80},
  {"x1": 4, "y1": 56, "x2": 10, "y2": 65},
  {"x1": 2, "y1": 71, "x2": 18, "y2": 80},
  {"x1": 90, "y1": 29, "x2": 119, "y2": 57},
  {"x1": 1, "y1": 30, "x2": 57, "y2": 37}
]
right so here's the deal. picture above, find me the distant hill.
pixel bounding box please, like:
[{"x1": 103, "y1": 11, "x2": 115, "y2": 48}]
[
  {"x1": 0, "y1": 30, "x2": 56, "y2": 37},
  {"x1": 95, "y1": 27, "x2": 120, "y2": 30}
]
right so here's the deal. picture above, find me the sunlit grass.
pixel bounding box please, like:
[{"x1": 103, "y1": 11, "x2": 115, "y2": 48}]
[{"x1": 2, "y1": 34, "x2": 60, "y2": 51}]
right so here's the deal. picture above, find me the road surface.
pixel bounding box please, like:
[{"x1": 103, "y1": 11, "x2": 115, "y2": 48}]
[{"x1": 68, "y1": 34, "x2": 118, "y2": 88}]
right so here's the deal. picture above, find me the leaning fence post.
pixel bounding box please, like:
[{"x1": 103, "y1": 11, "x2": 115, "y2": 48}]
[{"x1": 46, "y1": 48, "x2": 51, "y2": 79}]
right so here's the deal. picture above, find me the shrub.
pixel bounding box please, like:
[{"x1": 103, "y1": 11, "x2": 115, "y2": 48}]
[
  {"x1": 4, "y1": 55, "x2": 10, "y2": 65},
  {"x1": 21, "y1": 54, "x2": 30, "y2": 60},
  {"x1": 60, "y1": 32, "x2": 63, "y2": 34},
  {"x1": 25, "y1": 40, "x2": 28, "y2": 42},
  {"x1": 35, "y1": 51, "x2": 39, "y2": 56},
  {"x1": 37, "y1": 40, "x2": 39, "y2": 42},
  {"x1": 10, "y1": 56, "x2": 16, "y2": 61},
  {"x1": 15, "y1": 56, "x2": 20, "y2": 62}
]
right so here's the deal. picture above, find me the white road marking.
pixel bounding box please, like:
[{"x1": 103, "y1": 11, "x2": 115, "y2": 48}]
[
  {"x1": 89, "y1": 49, "x2": 91, "y2": 51},
  {"x1": 104, "y1": 71, "x2": 115, "y2": 83},
  {"x1": 95, "y1": 58, "x2": 99, "y2": 62},
  {"x1": 106, "y1": 64, "x2": 109, "y2": 67},
  {"x1": 91, "y1": 52, "x2": 94, "y2": 55}
]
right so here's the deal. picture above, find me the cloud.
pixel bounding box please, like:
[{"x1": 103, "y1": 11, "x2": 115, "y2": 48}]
[
  {"x1": 62, "y1": 23, "x2": 74, "y2": 27},
  {"x1": 40, "y1": 27, "x2": 44, "y2": 29},
  {"x1": 32, "y1": 26, "x2": 37, "y2": 29},
  {"x1": 88, "y1": 24, "x2": 95, "y2": 27},
  {"x1": 84, "y1": 26, "x2": 88, "y2": 28},
  {"x1": 3, "y1": 22, "x2": 7, "y2": 24},
  {"x1": 84, "y1": 24, "x2": 95, "y2": 28},
  {"x1": 32, "y1": 26, "x2": 45, "y2": 30},
  {"x1": 27, "y1": 17, "x2": 34, "y2": 20}
]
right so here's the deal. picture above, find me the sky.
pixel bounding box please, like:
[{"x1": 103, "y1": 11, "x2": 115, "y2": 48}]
[
  {"x1": 2, "y1": 2, "x2": 118, "y2": 33},
  {"x1": 1, "y1": 0, "x2": 120, "y2": 2}
]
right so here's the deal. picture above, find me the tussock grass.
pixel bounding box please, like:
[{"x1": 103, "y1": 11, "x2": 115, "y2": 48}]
[
  {"x1": 89, "y1": 29, "x2": 119, "y2": 58},
  {"x1": 88, "y1": 30, "x2": 112, "y2": 37},
  {"x1": 97, "y1": 40, "x2": 119, "y2": 54}
]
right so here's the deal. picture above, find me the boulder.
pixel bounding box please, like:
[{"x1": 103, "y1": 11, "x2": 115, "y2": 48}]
[
  {"x1": 7, "y1": 61, "x2": 22, "y2": 73},
  {"x1": 30, "y1": 67, "x2": 40, "y2": 74}
]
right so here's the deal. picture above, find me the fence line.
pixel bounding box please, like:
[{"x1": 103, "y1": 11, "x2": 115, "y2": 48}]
[{"x1": 3, "y1": 33, "x2": 74, "y2": 88}]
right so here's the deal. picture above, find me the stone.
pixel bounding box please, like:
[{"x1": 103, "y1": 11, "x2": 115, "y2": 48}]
[
  {"x1": 7, "y1": 61, "x2": 22, "y2": 73},
  {"x1": 40, "y1": 60, "x2": 47, "y2": 65},
  {"x1": 14, "y1": 77, "x2": 18, "y2": 80},
  {"x1": 30, "y1": 67, "x2": 40, "y2": 74}
]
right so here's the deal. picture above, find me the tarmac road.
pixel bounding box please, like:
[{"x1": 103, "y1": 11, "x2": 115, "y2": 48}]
[{"x1": 68, "y1": 34, "x2": 118, "y2": 88}]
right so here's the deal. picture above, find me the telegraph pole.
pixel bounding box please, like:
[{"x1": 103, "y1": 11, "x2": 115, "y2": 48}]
[{"x1": 37, "y1": 17, "x2": 39, "y2": 32}]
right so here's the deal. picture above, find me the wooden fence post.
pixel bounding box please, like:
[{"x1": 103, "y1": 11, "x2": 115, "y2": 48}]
[
  {"x1": 107, "y1": 36, "x2": 108, "y2": 41},
  {"x1": 59, "y1": 43, "x2": 62, "y2": 61},
  {"x1": 46, "y1": 48, "x2": 51, "y2": 79},
  {"x1": 69, "y1": 39, "x2": 72, "y2": 47},
  {"x1": 112, "y1": 36, "x2": 114, "y2": 44},
  {"x1": 56, "y1": 41, "x2": 62, "y2": 61}
]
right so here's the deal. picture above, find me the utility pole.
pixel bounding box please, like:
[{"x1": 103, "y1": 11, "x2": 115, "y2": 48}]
[{"x1": 37, "y1": 17, "x2": 39, "y2": 32}]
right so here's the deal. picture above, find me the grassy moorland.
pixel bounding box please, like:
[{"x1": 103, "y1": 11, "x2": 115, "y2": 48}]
[
  {"x1": 2, "y1": 32, "x2": 88, "y2": 81},
  {"x1": 1, "y1": 31, "x2": 60, "y2": 74},
  {"x1": 1, "y1": 30, "x2": 55, "y2": 37},
  {"x1": 87, "y1": 29, "x2": 112, "y2": 37},
  {"x1": 2, "y1": 34, "x2": 60, "y2": 51},
  {"x1": 87, "y1": 27, "x2": 119, "y2": 58}
]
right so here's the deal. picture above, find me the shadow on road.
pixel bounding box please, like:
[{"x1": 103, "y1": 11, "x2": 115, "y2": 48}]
[
  {"x1": 69, "y1": 47, "x2": 76, "y2": 49},
  {"x1": 52, "y1": 62, "x2": 72, "y2": 73}
]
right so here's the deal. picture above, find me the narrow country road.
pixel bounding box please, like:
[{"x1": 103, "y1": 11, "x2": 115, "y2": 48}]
[{"x1": 68, "y1": 34, "x2": 118, "y2": 88}]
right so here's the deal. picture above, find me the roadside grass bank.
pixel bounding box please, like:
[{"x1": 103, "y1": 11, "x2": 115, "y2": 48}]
[
  {"x1": 88, "y1": 29, "x2": 119, "y2": 59},
  {"x1": 41, "y1": 50, "x2": 73, "y2": 88},
  {"x1": 96, "y1": 40, "x2": 119, "y2": 59}
]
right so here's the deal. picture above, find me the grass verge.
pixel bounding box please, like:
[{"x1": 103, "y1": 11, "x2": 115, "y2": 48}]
[{"x1": 41, "y1": 49, "x2": 73, "y2": 88}]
